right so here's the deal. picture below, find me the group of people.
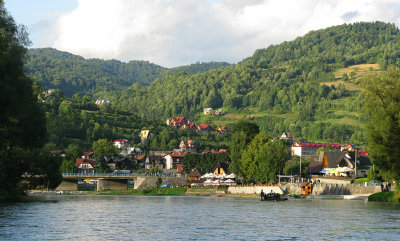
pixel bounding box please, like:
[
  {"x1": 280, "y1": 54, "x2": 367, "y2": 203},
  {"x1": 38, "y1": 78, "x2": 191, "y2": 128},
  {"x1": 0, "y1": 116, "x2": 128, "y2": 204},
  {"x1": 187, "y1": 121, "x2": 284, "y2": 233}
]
[
  {"x1": 260, "y1": 189, "x2": 274, "y2": 199},
  {"x1": 380, "y1": 182, "x2": 392, "y2": 192}
]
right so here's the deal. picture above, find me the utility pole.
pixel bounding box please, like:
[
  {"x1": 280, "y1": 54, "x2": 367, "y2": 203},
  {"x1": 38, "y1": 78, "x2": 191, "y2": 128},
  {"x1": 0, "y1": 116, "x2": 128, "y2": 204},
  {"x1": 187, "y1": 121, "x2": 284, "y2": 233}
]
[
  {"x1": 354, "y1": 148, "x2": 357, "y2": 178},
  {"x1": 299, "y1": 155, "x2": 302, "y2": 178}
]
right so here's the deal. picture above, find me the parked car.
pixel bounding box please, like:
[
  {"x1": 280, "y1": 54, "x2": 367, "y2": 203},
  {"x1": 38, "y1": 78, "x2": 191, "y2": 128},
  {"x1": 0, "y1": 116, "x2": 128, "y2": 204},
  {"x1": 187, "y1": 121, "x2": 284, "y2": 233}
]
[
  {"x1": 369, "y1": 180, "x2": 382, "y2": 185},
  {"x1": 160, "y1": 184, "x2": 172, "y2": 188}
]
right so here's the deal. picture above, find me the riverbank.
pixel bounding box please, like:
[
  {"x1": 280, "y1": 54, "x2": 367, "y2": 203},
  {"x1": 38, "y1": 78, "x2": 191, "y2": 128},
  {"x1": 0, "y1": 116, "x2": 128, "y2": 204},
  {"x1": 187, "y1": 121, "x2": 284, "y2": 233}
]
[
  {"x1": 368, "y1": 191, "x2": 400, "y2": 202},
  {"x1": 28, "y1": 188, "x2": 379, "y2": 201}
]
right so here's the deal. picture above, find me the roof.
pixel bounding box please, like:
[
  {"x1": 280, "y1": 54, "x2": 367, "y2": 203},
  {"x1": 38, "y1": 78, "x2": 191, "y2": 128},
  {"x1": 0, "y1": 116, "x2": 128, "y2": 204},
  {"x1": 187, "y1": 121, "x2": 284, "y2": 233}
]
[
  {"x1": 114, "y1": 139, "x2": 129, "y2": 143},
  {"x1": 189, "y1": 168, "x2": 204, "y2": 177},
  {"x1": 76, "y1": 158, "x2": 95, "y2": 167},
  {"x1": 83, "y1": 151, "x2": 94, "y2": 157},
  {"x1": 134, "y1": 155, "x2": 146, "y2": 161},
  {"x1": 214, "y1": 162, "x2": 230, "y2": 174},
  {"x1": 308, "y1": 161, "x2": 323, "y2": 174},
  {"x1": 197, "y1": 124, "x2": 213, "y2": 130},
  {"x1": 169, "y1": 152, "x2": 187, "y2": 158},
  {"x1": 292, "y1": 142, "x2": 341, "y2": 149}
]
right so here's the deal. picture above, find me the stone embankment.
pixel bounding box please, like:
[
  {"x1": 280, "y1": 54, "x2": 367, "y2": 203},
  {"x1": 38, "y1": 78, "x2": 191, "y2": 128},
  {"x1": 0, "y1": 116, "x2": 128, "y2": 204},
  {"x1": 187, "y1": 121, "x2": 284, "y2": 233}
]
[
  {"x1": 226, "y1": 183, "x2": 381, "y2": 196},
  {"x1": 134, "y1": 177, "x2": 188, "y2": 189}
]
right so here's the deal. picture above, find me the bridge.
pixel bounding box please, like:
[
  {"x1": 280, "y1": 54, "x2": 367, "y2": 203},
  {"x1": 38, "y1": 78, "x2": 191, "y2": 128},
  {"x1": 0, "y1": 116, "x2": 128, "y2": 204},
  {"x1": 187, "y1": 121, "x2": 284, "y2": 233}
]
[{"x1": 57, "y1": 173, "x2": 187, "y2": 191}]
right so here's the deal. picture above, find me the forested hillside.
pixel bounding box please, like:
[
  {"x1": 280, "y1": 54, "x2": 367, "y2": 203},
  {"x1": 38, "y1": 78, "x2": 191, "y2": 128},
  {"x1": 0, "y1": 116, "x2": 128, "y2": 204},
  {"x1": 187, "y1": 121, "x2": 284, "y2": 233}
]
[
  {"x1": 25, "y1": 48, "x2": 167, "y2": 97},
  {"x1": 27, "y1": 22, "x2": 400, "y2": 145},
  {"x1": 98, "y1": 22, "x2": 400, "y2": 145},
  {"x1": 25, "y1": 48, "x2": 232, "y2": 97}
]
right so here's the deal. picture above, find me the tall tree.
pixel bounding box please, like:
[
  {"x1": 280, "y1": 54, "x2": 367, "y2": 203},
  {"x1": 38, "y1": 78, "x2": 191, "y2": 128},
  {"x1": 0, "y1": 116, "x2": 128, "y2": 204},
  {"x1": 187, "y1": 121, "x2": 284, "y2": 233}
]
[
  {"x1": 92, "y1": 139, "x2": 118, "y2": 172},
  {"x1": 241, "y1": 133, "x2": 290, "y2": 183},
  {"x1": 361, "y1": 68, "x2": 400, "y2": 181},
  {"x1": 0, "y1": 1, "x2": 47, "y2": 196}
]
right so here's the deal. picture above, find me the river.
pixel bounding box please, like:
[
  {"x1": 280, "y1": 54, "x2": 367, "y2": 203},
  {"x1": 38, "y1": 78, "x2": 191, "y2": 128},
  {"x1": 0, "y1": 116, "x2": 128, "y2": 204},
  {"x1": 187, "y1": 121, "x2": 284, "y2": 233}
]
[{"x1": 1, "y1": 194, "x2": 400, "y2": 240}]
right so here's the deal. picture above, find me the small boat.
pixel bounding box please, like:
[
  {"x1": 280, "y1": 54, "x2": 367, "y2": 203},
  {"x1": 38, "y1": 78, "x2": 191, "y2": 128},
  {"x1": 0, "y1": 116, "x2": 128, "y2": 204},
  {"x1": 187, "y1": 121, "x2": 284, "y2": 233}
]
[{"x1": 260, "y1": 192, "x2": 288, "y2": 201}]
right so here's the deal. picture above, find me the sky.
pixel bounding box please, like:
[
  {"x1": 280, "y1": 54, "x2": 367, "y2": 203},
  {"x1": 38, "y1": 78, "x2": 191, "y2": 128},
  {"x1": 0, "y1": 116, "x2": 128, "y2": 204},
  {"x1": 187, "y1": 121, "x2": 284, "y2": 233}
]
[{"x1": 5, "y1": 0, "x2": 400, "y2": 67}]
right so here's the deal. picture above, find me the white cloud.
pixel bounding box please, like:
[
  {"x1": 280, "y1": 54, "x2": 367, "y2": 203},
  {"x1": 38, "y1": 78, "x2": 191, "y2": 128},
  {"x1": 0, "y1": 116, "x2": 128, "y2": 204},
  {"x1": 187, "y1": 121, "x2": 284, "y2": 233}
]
[{"x1": 50, "y1": 0, "x2": 400, "y2": 67}]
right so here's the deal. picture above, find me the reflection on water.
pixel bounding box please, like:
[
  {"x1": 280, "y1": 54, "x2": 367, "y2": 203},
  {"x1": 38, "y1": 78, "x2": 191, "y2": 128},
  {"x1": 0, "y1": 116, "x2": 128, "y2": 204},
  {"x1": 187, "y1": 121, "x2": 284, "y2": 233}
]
[{"x1": 1, "y1": 195, "x2": 400, "y2": 240}]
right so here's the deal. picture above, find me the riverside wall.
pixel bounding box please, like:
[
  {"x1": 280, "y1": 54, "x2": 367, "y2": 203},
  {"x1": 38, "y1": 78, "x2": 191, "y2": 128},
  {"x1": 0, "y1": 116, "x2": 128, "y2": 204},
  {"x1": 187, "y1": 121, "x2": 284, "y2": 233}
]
[
  {"x1": 227, "y1": 183, "x2": 381, "y2": 196},
  {"x1": 134, "y1": 177, "x2": 188, "y2": 189},
  {"x1": 228, "y1": 186, "x2": 283, "y2": 194},
  {"x1": 284, "y1": 183, "x2": 381, "y2": 195}
]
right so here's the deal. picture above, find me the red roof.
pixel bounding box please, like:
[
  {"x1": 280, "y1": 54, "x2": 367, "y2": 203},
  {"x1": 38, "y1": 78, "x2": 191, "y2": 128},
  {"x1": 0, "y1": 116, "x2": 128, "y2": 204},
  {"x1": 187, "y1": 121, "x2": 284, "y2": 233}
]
[
  {"x1": 174, "y1": 117, "x2": 186, "y2": 124},
  {"x1": 76, "y1": 158, "x2": 95, "y2": 167},
  {"x1": 170, "y1": 151, "x2": 188, "y2": 157},
  {"x1": 83, "y1": 151, "x2": 94, "y2": 157},
  {"x1": 114, "y1": 139, "x2": 129, "y2": 143},
  {"x1": 358, "y1": 150, "x2": 369, "y2": 156},
  {"x1": 291, "y1": 143, "x2": 341, "y2": 148},
  {"x1": 198, "y1": 124, "x2": 212, "y2": 130}
]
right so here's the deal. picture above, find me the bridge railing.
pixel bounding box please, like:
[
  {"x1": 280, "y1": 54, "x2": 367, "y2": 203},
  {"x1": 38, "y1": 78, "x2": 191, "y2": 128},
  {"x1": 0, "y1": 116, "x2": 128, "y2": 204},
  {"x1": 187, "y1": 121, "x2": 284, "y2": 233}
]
[{"x1": 62, "y1": 173, "x2": 180, "y2": 177}]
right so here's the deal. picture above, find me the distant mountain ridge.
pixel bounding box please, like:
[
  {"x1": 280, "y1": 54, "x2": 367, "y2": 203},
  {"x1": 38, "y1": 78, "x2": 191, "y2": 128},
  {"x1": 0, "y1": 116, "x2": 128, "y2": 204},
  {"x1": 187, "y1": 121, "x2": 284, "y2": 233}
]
[{"x1": 25, "y1": 48, "x2": 231, "y2": 97}]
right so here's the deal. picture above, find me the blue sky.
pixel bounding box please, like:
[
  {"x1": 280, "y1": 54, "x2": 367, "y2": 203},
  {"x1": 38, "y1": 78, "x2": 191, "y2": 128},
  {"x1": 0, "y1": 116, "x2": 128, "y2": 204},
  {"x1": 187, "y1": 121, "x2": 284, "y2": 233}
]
[{"x1": 5, "y1": 0, "x2": 400, "y2": 67}]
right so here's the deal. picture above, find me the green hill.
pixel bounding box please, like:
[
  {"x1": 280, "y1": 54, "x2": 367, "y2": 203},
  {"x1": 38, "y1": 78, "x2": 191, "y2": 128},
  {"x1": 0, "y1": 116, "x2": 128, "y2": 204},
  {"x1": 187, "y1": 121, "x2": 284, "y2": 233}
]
[
  {"x1": 105, "y1": 22, "x2": 400, "y2": 145},
  {"x1": 25, "y1": 48, "x2": 232, "y2": 97}
]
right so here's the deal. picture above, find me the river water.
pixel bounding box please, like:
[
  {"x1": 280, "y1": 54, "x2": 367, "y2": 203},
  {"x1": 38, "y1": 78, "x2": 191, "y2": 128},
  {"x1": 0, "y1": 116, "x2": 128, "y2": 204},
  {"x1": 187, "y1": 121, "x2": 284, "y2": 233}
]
[{"x1": 1, "y1": 195, "x2": 400, "y2": 240}]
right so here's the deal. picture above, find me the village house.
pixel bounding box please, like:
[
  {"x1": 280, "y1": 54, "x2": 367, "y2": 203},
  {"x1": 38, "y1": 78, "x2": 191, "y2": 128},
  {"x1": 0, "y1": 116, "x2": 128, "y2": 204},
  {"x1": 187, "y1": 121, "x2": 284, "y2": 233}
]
[
  {"x1": 76, "y1": 158, "x2": 95, "y2": 174},
  {"x1": 179, "y1": 140, "x2": 197, "y2": 152},
  {"x1": 144, "y1": 150, "x2": 169, "y2": 169},
  {"x1": 213, "y1": 162, "x2": 230, "y2": 176},
  {"x1": 291, "y1": 142, "x2": 341, "y2": 158},
  {"x1": 188, "y1": 168, "x2": 205, "y2": 184},
  {"x1": 308, "y1": 150, "x2": 372, "y2": 177},
  {"x1": 120, "y1": 147, "x2": 142, "y2": 156},
  {"x1": 197, "y1": 124, "x2": 214, "y2": 134},
  {"x1": 164, "y1": 151, "x2": 187, "y2": 169},
  {"x1": 216, "y1": 126, "x2": 230, "y2": 133},
  {"x1": 139, "y1": 130, "x2": 150, "y2": 143},
  {"x1": 203, "y1": 108, "x2": 214, "y2": 115},
  {"x1": 180, "y1": 122, "x2": 197, "y2": 132},
  {"x1": 95, "y1": 99, "x2": 110, "y2": 105},
  {"x1": 113, "y1": 139, "x2": 130, "y2": 149},
  {"x1": 215, "y1": 109, "x2": 225, "y2": 115}
]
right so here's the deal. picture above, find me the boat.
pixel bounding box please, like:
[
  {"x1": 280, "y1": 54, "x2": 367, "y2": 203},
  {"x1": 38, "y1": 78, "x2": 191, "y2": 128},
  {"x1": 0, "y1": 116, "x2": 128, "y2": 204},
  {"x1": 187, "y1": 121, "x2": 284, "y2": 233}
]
[{"x1": 260, "y1": 192, "x2": 288, "y2": 201}]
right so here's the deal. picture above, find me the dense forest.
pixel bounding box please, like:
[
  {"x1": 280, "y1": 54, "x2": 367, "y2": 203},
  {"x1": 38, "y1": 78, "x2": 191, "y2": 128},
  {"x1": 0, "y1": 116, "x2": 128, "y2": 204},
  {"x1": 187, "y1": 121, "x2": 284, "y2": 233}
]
[
  {"x1": 25, "y1": 48, "x2": 231, "y2": 97},
  {"x1": 26, "y1": 22, "x2": 400, "y2": 146}
]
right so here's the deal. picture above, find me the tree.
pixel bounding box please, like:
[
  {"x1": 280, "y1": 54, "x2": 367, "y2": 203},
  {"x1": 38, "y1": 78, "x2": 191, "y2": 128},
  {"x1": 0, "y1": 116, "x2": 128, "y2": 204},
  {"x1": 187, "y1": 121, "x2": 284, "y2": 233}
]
[
  {"x1": 241, "y1": 133, "x2": 290, "y2": 183},
  {"x1": 232, "y1": 120, "x2": 260, "y2": 145},
  {"x1": 361, "y1": 68, "x2": 400, "y2": 181},
  {"x1": 229, "y1": 131, "x2": 247, "y2": 178},
  {"x1": 0, "y1": 1, "x2": 48, "y2": 196},
  {"x1": 92, "y1": 139, "x2": 118, "y2": 172}
]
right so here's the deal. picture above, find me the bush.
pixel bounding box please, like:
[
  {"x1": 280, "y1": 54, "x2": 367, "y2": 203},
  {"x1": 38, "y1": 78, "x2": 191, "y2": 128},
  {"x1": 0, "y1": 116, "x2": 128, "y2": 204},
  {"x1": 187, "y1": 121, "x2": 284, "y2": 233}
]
[{"x1": 368, "y1": 191, "x2": 400, "y2": 202}]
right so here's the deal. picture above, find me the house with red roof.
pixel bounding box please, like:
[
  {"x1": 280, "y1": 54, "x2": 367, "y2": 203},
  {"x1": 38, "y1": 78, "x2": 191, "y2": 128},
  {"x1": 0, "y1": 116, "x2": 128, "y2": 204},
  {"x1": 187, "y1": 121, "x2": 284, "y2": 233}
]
[
  {"x1": 113, "y1": 139, "x2": 130, "y2": 149},
  {"x1": 197, "y1": 124, "x2": 214, "y2": 134},
  {"x1": 76, "y1": 158, "x2": 95, "y2": 174},
  {"x1": 180, "y1": 123, "x2": 197, "y2": 132},
  {"x1": 291, "y1": 142, "x2": 342, "y2": 157},
  {"x1": 166, "y1": 117, "x2": 188, "y2": 128}
]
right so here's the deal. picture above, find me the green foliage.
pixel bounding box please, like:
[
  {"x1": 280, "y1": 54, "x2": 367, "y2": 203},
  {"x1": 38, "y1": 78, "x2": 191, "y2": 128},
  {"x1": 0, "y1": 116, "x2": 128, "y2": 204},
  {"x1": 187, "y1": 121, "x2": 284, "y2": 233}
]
[
  {"x1": 25, "y1": 48, "x2": 166, "y2": 97},
  {"x1": 171, "y1": 61, "x2": 231, "y2": 74},
  {"x1": 368, "y1": 191, "x2": 400, "y2": 202},
  {"x1": 182, "y1": 152, "x2": 230, "y2": 173},
  {"x1": 361, "y1": 67, "x2": 400, "y2": 181},
  {"x1": 283, "y1": 156, "x2": 312, "y2": 177},
  {"x1": 241, "y1": 133, "x2": 290, "y2": 183},
  {"x1": 92, "y1": 139, "x2": 118, "y2": 172},
  {"x1": 156, "y1": 177, "x2": 162, "y2": 187},
  {"x1": 0, "y1": 2, "x2": 59, "y2": 195}
]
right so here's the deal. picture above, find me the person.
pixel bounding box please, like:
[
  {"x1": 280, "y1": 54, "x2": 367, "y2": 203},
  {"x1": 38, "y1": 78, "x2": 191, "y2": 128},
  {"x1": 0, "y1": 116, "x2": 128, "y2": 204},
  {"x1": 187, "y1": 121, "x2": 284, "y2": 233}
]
[
  {"x1": 381, "y1": 183, "x2": 384, "y2": 192},
  {"x1": 388, "y1": 182, "x2": 392, "y2": 191},
  {"x1": 260, "y1": 190, "x2": 265, "y2": 199}
]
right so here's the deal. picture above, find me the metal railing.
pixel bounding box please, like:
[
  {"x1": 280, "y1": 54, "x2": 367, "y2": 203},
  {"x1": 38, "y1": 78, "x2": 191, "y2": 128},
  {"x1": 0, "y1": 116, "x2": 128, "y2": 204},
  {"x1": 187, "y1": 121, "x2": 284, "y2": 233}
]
[{"x1": 62, "y1": 173, "x2": 180, "y2": 177}]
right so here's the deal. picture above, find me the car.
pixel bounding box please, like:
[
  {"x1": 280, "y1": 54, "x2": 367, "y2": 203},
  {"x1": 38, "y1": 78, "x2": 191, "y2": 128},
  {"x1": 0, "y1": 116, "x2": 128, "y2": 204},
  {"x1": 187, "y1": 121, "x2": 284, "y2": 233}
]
[{"x1": 160, "y1": 184, "x2": 172, "y2": 188}]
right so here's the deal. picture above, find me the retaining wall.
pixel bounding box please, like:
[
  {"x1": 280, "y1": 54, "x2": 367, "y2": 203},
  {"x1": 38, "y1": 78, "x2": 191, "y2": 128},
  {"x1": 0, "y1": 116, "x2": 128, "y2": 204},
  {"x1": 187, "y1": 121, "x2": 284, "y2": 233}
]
[
  {"x1": 284, "y1": 183, "x2": 381, "y2": 195},
  {"x1": 134, "y1": 177, "x2": 188, "y2": 189},
  {"x1": 228, "y1": 186, "x2": 283, "y2": 194}
]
